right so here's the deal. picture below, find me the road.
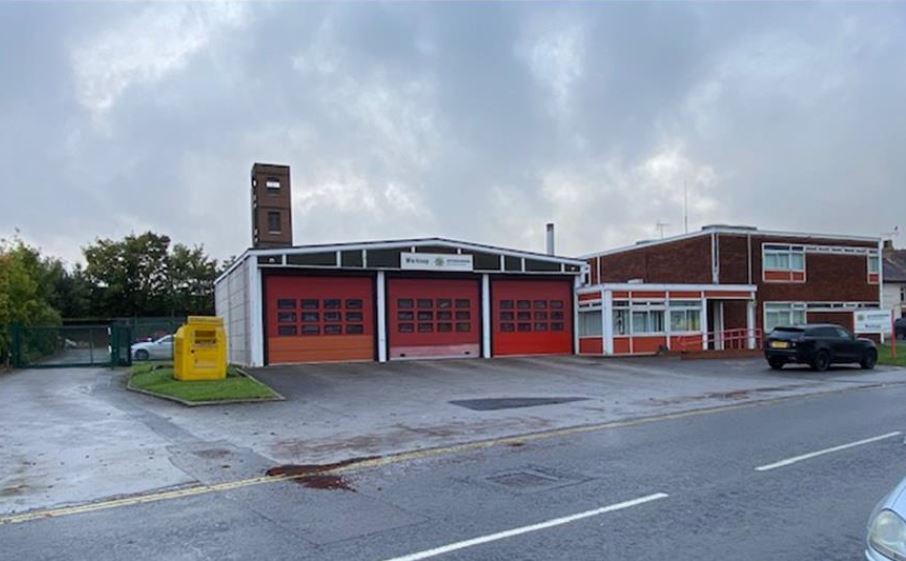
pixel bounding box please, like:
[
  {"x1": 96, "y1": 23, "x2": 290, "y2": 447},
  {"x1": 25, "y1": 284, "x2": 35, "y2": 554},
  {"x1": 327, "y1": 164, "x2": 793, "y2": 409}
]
[{"x1": 3, "y1": 382, "x2": 906, "y2": 561}]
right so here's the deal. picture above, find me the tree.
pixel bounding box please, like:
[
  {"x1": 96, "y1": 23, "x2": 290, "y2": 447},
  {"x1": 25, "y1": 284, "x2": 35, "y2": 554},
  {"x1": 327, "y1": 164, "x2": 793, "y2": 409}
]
[
  {"x1": 82, "y1": 232, "x2": 219, "y2": 318},
  {"x1": 0, "y1": 239, "x2": 62, "y2": 363},
  {"x1": 167, "y1": 243, "x2": 219, "y2": 316},
  {"x1": 83, "y1": 232, "x2": 172, "y2": 317}
]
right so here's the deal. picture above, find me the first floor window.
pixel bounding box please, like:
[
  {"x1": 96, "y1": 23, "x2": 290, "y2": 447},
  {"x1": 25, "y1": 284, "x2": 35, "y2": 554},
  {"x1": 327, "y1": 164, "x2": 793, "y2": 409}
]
[
  {"x1": 578, "y1": 310, "x2": 602, "y2": 337},
  {"x1": 764, "y1": 303, "x2": 807, "y2": 332},
  {"x1": 868, "y1": 255, "x2": 880, "y2": 275},
  {"x1": 900, "y1": 285, "x2": 905, "y2": 303},
  {"x1": 764, "y1": 244, "x2": 805, "y2": 272},
  {"x1": 632, "y1": 310, "x2": 665, "y2": 334}
]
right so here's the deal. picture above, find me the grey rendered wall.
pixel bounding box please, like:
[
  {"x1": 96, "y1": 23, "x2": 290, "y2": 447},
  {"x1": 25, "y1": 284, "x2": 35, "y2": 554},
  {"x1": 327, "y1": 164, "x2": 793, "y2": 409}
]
[{"x1": 214, "y1": 258, "x2": 252, "y2": 366}]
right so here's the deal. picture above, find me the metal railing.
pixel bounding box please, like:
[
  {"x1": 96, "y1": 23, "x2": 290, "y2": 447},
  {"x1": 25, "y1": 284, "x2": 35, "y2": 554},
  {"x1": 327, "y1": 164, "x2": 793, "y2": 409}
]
[{"x1": 678, "y1": 328, "x2": 762, "y2": 353}]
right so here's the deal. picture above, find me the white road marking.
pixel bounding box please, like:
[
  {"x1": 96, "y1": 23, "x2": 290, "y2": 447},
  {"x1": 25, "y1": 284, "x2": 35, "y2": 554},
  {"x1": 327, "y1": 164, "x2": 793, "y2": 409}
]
[
  {"x1": 378, "y1": 492, "x2": 669, "y2": 561},
  {"x1": 755, "y1": 431, "x2": 902, "y2": 472}
]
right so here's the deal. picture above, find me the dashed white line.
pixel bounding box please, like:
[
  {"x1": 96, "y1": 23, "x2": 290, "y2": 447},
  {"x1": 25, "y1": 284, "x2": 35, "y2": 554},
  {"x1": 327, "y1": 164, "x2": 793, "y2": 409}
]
[
  {"x1": 378, "y1": 492, "x2": 669, "y2": 561},
  {"x1": 755, "y1": 431, "x2": 902, "y2": 472}
]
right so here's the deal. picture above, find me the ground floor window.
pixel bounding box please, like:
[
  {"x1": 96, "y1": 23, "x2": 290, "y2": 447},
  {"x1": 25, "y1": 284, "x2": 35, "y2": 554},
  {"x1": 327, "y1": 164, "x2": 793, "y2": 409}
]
[
  {"x1": 578, "y1": 309, "x2": 602, "y2": 336},
  {"x1": 669, "y1": 300, "x2": 702, "y2": 332},
  {"x1": 613, "y1": 301, "x2": 629, "y2": 335},
  {"x1": 764, "y1": 302, "x2": 807, "y2": 332},
  {"x1": 631, "y1": 301, "x2": 666, "y2": 334}
]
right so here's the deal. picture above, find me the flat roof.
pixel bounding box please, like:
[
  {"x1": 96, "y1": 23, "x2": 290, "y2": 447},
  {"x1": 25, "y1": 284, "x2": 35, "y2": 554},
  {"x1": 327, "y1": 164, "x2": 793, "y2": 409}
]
[{"x1": 580, "y1": 226, "x2": 880, "y2": 259}]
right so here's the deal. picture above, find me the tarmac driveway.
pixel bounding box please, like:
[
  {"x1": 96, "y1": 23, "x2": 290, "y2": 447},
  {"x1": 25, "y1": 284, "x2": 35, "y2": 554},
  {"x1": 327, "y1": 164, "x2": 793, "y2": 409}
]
[{"x1": 1, "y1": 355, "x2": 904, "y2": 516}]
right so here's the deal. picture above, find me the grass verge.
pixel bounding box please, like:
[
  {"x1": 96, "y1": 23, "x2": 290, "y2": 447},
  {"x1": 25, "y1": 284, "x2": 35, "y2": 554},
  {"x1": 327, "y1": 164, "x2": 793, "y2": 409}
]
[
  {"x1": 877, "y1": 340, "x2": 906, "y2": 367},
  {"x1": 128, "y1": 363, "x2": 281, "y2": 404}
]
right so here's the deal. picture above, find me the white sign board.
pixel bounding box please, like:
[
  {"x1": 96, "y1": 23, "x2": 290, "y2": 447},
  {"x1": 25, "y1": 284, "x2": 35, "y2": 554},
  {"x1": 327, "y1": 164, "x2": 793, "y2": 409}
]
[
  {"x1": 854, "y1": 310, "x2": 893, "y2": 334},
  {"x1": 400, "y1": 252, "x2": 474, "y2": 272}
]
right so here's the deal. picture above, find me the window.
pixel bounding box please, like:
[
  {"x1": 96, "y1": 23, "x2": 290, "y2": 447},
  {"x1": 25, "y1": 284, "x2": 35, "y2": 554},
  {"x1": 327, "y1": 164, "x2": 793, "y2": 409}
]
[
  {"x1": 277, "y1": 299, "x2": 296, "y2": 309},
  {"x1": 267, "y1": 211, "x2": 281, "y2": 234},
  {"x1": 868, "y1": 255, "x2": 880, "y2": 274},
  {"x1": 455, "y1": 299, "x2": 471, "y2": 308},
  {"x1": 632, "y1": 310, "x2": 665, "y2": 334},
  {"x1": 277, "y1": 311, "x2": 296, "y2": 323},
  {"x1": 669, "y1": 300, "x2": 702, "y2": 333},
  {"x1": 265, "y1": 177, "x2": 281, "y2": 192},
  {"x1": 613, "y1": 302, "x2": 629, "y2": 336},
  {"x1": 278, "y1": 325, "x2": 296, "y2": 336},
  {"x1": 901, "y1": 286, "x2": 906, "y2": 303},
  {"x1": 578, "y1": 310, "x2": 602, "y2": 337},
  {"x1": 764, "y1": 245, "x2": 805, "y2": 271},
  {"x1": 764, "y1": 302, "x2": 807, "y2": 331},
  {"x1": 398, "y1": 299, "x2": 414, "y2": 309}
]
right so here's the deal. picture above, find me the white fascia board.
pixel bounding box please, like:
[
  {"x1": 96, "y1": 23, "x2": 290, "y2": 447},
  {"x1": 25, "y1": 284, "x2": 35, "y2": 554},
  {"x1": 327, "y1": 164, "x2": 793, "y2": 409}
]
[
  {"x1": 243, "y1": 238, "x2": 587, "y2": 267},
  {"x1": 579, "y1": 228, "x2": 881, "y2": 260},
  {"x1": 588, "y1": 282, "x2": 757, "y2": 293}
]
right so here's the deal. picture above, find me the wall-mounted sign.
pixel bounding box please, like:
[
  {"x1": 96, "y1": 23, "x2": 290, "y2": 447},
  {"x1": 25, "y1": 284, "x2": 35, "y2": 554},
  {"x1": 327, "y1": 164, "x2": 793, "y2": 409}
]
[
  {"x1": 854, "y1": 310, "x2": 893, "y2": 334},
  {"x1": 400, "y1": 252, "x2": 473, "y2": 272}
]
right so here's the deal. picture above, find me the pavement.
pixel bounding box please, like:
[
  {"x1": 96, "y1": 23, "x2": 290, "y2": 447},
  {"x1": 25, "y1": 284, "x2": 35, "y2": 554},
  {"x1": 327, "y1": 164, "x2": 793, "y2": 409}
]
[
  {"x1": 1, "y1": 355, "x2": 905, "y2": 519},
  {"x1": 3, "y1": 376, "x2": 906, "y2": 560}
]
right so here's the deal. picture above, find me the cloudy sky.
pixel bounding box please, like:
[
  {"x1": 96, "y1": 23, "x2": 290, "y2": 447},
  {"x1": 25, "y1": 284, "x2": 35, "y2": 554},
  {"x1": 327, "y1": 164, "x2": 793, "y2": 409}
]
[{"x1": 1, "y1": 1, "x2": 904, "y2": 265}]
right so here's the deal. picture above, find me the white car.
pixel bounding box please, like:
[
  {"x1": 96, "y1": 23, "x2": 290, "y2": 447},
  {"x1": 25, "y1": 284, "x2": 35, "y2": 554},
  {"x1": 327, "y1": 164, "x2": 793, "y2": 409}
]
[{"x1": 131, "y1": 335, "x2": 174, "y2": 361}]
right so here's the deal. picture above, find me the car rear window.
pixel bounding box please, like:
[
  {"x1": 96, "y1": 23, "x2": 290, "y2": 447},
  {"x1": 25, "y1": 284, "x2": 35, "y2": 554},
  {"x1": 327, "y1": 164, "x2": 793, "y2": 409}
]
[{"x1": 770, "y1": 327, "x2": 804, "y2": 340}]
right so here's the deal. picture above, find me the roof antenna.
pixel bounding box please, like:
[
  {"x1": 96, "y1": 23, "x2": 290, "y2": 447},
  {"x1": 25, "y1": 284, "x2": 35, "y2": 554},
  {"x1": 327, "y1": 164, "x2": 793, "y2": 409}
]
[{"x1": 656, "y1": 220, "x2": 669, "y2": 239}]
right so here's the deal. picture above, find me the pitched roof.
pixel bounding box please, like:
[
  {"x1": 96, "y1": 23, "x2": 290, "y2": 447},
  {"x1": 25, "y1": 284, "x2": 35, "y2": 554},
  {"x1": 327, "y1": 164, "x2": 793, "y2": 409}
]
[{"x1": 884, "y1": 249, "x2": 906, "y2": 282}]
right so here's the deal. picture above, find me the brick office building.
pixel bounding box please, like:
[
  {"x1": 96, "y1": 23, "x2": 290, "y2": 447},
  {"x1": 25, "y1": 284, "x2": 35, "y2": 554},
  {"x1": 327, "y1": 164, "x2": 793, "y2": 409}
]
[{"x1": 576, "y1": 225, "x2": 883, "y2": 356}]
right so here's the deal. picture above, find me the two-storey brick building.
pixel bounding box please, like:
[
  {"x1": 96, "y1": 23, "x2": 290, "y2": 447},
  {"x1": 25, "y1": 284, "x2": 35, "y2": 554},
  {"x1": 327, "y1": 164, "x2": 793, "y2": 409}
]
[{"x1": 576, "y1": 225, "x2": 882, "y2": 356}]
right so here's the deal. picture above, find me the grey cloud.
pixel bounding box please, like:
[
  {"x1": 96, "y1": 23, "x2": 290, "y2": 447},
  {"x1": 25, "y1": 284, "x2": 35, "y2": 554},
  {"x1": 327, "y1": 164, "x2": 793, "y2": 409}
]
[{"x1": 1, "y1": 1, "x2": 904, "y2": 266}]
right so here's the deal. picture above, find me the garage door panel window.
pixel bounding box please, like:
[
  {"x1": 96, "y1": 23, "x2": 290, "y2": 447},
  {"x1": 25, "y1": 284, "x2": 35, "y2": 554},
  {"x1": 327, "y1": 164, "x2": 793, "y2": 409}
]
[
  {"x1": 418, "y1": 299, "x2": 433, "y2": 309},
  {"x1": 398, "y1": 311, "x2": 414, "y2": 321},
  {"x1": 417, "y1": 311, "x2": 433, "y2": 321},
  {"x1": 398, "y1": 299, "x2": 414, "y2": 309},
  {"x1": 500, "y1": 323, "x2": 515, "y2": 332},
  {"x1": 273, "y1": 295, "x2": 369, "y2": 337},
  {"x1": 399, "y1": 323, "x2": 414, "y2": 333},
  {"x1": 418, "y1": 323, "x2": 434, "y2": 332},
  {"x1": 500, "y1": 300, "x2": 514, "y2": 309},
  {"x1": 765, "y1": 303, "x2": 807, "y2": 331},
  {"x1": 437, "y1": 299, "x2": 452, "y2": 309},
  {"x1": 455, "y1": 299, "x2": 471, "y2": 309}
]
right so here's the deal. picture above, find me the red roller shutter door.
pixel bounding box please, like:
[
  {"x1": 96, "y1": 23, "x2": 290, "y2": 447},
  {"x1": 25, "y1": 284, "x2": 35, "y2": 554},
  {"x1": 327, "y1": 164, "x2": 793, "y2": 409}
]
[
  {"x1": 492, "y1": 279, "x2": 573, "y2": 356},
  {"x1": 388, "y1": 278, "x2": 480, "y2": 359},
  {"x1": 265, "y1": 275, "x2": 375, "y2": 364}
]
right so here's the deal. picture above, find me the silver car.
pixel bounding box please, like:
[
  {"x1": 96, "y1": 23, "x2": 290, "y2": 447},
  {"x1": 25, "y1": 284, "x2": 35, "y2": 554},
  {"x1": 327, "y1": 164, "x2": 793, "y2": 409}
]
[
  {"x1": 866, "y1": 477, "x2": 906, "y2": 560},
  {"x1": 131, "y1": 335, "x2": 174, "y2": 361}
]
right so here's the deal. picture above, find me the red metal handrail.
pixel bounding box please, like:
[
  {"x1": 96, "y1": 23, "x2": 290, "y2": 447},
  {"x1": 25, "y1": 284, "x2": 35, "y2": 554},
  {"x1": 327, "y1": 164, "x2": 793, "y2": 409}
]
[{"x1": 679, "y1": 328, "x2": 762, "y2": 352}]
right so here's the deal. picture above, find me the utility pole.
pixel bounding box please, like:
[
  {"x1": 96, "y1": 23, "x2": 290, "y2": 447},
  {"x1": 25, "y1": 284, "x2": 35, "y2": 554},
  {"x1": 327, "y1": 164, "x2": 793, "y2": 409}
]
[{"x1": 683, "y1": 180, "x2": 689, "y2": 234}]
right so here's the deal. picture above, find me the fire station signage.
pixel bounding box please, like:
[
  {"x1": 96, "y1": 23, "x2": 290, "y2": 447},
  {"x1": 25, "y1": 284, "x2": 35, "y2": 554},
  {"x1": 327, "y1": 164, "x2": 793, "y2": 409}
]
[
  {"x1": 400, "y1": 252, "x2": 474, "y2": 272},
  {"x1": 854, "y1": 310, "x2": 893, "y2": 334}
]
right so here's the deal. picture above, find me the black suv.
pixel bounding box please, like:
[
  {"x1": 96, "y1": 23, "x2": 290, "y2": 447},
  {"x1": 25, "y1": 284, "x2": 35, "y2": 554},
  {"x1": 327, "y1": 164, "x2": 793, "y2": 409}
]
[
  {"x1": 896, "y1": 317, "x2": 906, "y2": 340},
  {"x1": 764, "y1": 324, "x2": 877, "y2": 371}
]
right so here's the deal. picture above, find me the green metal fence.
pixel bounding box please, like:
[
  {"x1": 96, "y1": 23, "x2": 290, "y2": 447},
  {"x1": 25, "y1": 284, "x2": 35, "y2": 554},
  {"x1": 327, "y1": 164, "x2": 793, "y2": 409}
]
[{"x1": 9, "y1": 324, "x2": 133, "y2": 369}]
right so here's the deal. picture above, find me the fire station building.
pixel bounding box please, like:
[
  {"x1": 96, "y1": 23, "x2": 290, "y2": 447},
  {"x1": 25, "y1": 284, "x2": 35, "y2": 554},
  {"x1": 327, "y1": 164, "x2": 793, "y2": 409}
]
[
  {"x1": 577, "y1": 225, "x2": 883, "y2": 356},
  {"x1": 215, "y1": 164, "x2": 584, "y2": 367}
]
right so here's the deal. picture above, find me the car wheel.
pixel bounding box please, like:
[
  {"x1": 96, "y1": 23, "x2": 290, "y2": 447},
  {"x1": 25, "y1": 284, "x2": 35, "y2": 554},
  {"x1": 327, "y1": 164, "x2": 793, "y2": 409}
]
[
  {"x1": 134, "y1": 349, "x2": 149, "y2": 361},
  {"x1": 861, "y1": 349, "x2": 878, "y2": 370},
  {"x1": 768, "y1": 358, "x2": 785, "y2": 370},
  {"x1": 811, "y1": 350, "x2": 830, "y2": 372}
]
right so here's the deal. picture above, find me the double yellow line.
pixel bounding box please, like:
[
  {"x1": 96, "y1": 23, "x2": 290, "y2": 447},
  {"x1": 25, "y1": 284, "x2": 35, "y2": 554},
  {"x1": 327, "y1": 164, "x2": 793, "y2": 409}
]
[{"x1": 0, "y1": 383, "x2": 887, "y2": 526}]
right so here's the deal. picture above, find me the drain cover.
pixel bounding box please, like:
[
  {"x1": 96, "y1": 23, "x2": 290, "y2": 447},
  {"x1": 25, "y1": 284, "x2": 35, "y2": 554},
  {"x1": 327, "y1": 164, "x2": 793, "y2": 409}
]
[
  {"x1": 486, "y1": 469, "x2": 562, "y2": 489},
  {"x1": 450, "y1": 397, "x2": 588, "y2": 411}
]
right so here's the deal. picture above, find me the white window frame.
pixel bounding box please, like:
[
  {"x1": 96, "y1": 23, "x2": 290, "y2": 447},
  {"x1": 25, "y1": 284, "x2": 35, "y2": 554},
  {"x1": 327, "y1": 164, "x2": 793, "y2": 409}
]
[
  {"x1": 612, "y1": 300, "x2": 630, "y2": 336},
  {"x1": 900, "y1": 285, "x2": 906, "y2": 303},
  {"x1": 762, "y1": 244, "x2": 806, "y2": 281},
  {"x1": 668, "y1": 300, "x2": 702, "y2": 333},
  {"x1": 265, "y1": 178, "x2": 281, "y2": 192},
  {"x1": 629, "y1": 300, "x2": 666, "y2": 335},
  {"x1": 763, "y1": 302, "x2": 808, "y2": 332},
  {"x1": 868, "y1": 254, "x2": 880, "y2": 284},
  {"x1": 578, "y1": 308, "x2": 603, "y2": 337}
]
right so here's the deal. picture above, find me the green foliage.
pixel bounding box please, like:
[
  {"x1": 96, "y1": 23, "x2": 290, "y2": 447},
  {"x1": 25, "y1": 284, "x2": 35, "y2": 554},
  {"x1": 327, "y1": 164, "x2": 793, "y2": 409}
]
[
  {"x1": 878, "y1": 341, "x2": 906, "y2": 367},
  {"x1": 128, "y1": 364, "x2": 278, "y2": 403},
  {"x1": 0, "y1": 238, "x2": 62, "y2": 363},
  {"x1": 83, "y1": 231, "x2": 220, "y2": 317}
]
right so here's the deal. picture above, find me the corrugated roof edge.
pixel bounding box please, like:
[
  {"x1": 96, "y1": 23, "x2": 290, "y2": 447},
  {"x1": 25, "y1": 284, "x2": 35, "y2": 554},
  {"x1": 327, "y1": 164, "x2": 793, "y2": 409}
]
[
  {"x1": 214, "y1": 237, "x2": 586, "y2": 285},
  {"x1": 579, "y1": 226, "x2": 880, "y2": 259}
]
